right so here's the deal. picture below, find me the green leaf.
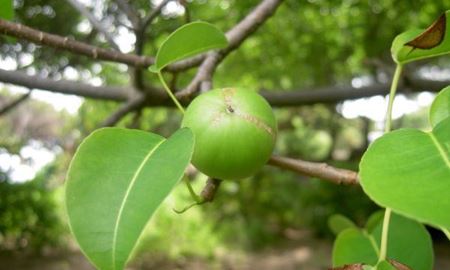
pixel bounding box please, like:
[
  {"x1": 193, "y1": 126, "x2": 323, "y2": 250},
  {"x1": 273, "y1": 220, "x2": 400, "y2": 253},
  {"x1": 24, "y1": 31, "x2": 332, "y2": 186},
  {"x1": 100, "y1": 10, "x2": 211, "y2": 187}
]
[
  {"x1": 365, "y1": 211, "x2": 384, "y2": 233},
  {"x1": 65, "y1": 128, "x2": 194, "y2": 270},
  {"x1": 328, "y1": 214, "x2": 357, "y2": 235},
  {"x1": 442, "y1": 227, "x2": 450, "y2": 240},
  {"x1": 0, "y1": 0, "x2": 14, "y2": 20},
  {"x1": 359, "y1": 117, "x2": 450, "y2": 229},
  {"x1": 332, "y1": 213, "x2": 433, "y2": 270},
  {"x1": 430, "y1": 86, "x2": 450, "y2": 127},
  {"x1": 151, "y1": 21, "x2": 228, "y2": 72},
  {"x1": 332, "y1": 228, "x2": 378, "y2": 267},
  {"x1": 371, "y1": 213, "x2": 433, "y2": 270},
  {"x1": 392, "y1": 11, "x2": 450, "y2": 64}
]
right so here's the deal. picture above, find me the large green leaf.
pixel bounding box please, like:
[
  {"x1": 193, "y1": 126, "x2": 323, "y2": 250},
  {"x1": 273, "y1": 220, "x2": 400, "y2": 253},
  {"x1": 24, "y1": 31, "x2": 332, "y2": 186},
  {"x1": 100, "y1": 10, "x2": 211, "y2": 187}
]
[
  {"x1": 0, "y1": 0, "x2": 14, "y2": 20},
  {"x1": 392, "y1": 11, "x2": 450, "y2": 64},
  {"x1": 151, "y1": 21, "x2": 228, "y2": 72},
  {"x1": 65, "y1": 128, "x2": 194, "y2": 270},
  {"x1": 332, "y1": 213, "x2": 433, "y2": 270},
  {"x1": 429, "y1": 86, "x2": 450, "y2": 127},
  {"x1": 359, "y1": 118, "x2": 450, "y2": 229}
]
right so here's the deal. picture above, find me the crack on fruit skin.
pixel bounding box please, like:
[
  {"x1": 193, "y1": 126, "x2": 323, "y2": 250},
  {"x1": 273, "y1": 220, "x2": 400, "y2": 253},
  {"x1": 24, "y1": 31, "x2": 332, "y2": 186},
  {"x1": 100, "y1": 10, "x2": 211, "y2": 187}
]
[
  {"x1": 235, "y1": 111, "x2": 275, "y2": 139},
  {"x1": 219, "y1": 88, "x2": 276, "y2": 140}
]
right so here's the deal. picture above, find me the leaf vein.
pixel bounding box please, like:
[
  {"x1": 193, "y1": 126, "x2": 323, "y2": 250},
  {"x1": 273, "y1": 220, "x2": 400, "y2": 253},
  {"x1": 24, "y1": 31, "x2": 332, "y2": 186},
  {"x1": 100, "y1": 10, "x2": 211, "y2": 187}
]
[
  {"x1": 428, "y1": 132, "x2": 450, "y2": 168},
  {"x1": 111, "y1": 139, "x2": 165, "y2": 269}
]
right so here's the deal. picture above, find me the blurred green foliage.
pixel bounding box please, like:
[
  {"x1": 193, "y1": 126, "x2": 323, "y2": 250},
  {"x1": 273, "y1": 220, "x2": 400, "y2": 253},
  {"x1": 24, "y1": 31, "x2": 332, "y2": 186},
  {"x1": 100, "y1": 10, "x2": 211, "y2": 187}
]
[{"x1": 0, "y1": 165, "x2": 64, "y2": 252}]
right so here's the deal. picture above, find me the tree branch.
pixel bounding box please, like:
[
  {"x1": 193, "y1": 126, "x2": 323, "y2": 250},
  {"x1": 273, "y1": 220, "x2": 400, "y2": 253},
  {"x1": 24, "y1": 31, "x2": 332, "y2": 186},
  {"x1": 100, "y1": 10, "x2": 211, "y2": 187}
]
[
  {"x1": 0, "y1": 68, "x2": 131, "y2": 101},
  {"x1": 267, "y1": 155, "x2": 359, "y2": 185},
  {"x1": 0, "y1": 91, "x2": 31, "y2": 116},
  {"x1": 0, "y1": 19, "x2": 201, "y2": 72},
  {"x1": 200, "y1": 178, "x2": 222, "y2": 202},
  {"x1": 142, "y1": 0, "x2": 172, "y2": 30},
  {"x1": 101, "y1": 95, "x2": 146, "y2": 127},
  {"x1": 133, "y1": 0, "x2": 172, "y2": 90},
  {"x1": 0, "y1": 19, "x2": 153, "y2": 67},
  {"x1": 114, "y1": 0, "x2": 140, "y2": 29},
  {"x1": 177, "y1": 0, "x2": 285, "y2": 99},
  {"x1": 0, "y1": 68, "x2": 447, "y2": 107},
  {"x1": 260, "y1": 77, "x2": 450, "y2": 106},
  {"x1": 66, "y1": 0, "x2": 120, "y2": 50}
]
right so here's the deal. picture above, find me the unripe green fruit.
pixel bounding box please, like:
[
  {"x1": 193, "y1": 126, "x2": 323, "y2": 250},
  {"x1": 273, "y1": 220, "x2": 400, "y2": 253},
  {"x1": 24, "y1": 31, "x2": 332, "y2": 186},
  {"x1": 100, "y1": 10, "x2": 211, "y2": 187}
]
[{"x1": 182, "y1": 87, "x2": 277, "y2": 180}]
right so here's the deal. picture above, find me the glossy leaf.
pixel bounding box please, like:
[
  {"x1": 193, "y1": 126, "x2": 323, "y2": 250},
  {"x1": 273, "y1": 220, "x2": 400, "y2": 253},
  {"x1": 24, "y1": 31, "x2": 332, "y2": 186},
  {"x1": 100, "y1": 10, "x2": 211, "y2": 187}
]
[
  {"x1": 333, "y1": 228, "x2": 377, "y2": 267},
  {"x1": 65, "y1": 128, "x2": 194, "y2": 270},
  {"x1": 151, "y1": 21, "x2": 228, "y2": 72},
  {"x1": 333, "y1": 213, "x2": 433, "y2": 270},
  {"x1": 360, "y1": 117, "x2": 450, "y2": 229},
  {"x1": 0, "y1": 0, "x2": 14, "y2": 20},
  {"x1": 392, "y1": 11, "x2": 450, "y2": 64},
  {"x1": 430, "y1": 86, "x2": 450, "y2": 127},
  {"x1": 329, "y1": 214, "x2": 357, "y2": 235},
  {"x1": 371, "y1": 213, "x2": 433, "y2": 270}
]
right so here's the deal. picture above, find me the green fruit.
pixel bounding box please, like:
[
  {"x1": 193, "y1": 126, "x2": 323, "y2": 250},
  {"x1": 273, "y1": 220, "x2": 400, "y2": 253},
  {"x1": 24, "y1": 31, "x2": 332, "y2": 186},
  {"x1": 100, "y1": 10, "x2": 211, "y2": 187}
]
[{"x1": 182, "y1": 87, "x2": 277, "y2": 179}]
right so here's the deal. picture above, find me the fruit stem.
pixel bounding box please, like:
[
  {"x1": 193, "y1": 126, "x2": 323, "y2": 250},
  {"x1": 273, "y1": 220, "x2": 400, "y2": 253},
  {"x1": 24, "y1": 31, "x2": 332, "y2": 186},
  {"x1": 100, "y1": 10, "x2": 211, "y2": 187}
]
[
  {"x1": 378, "y1": 209, "x2": 392, "y2": 262},
  {"x1": 183, "y1": 176, "x2": 202, "y2": 203},
  {"x1": 173, "y1": 176, "x2": 205, "y2": 214},
  {"x1": 378, "y1": 64, "x2": 403, "y2": 262},
  {"x1": 384, "y1": 64, "x2": 403, "y2": 133},
  {"x1": 157, "y1": 71, "x2": 185, "y2": 114}
]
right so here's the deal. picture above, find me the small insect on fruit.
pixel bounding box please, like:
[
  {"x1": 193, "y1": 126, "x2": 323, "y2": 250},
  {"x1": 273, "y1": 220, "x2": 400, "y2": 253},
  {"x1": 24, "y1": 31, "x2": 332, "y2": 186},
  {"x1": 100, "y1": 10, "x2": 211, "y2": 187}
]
[{"x1": 182, "y1": 88, "x2": 277, "y2": 180}]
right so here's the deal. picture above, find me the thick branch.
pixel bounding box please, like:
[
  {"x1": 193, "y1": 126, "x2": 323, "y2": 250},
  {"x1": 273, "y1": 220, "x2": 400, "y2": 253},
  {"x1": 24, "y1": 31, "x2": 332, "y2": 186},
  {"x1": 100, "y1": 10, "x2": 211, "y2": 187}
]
[
  {"x1": 0, "y1": 91, "x2": 31, "y2": 116},
  {"x1": 177, "y1": 0, "x2": 284, "y2": 98},
  {"x1": 260, "y1": 77, "x2": 450, "y2": 106},
  {"x1": 0, "y1": 19, "x2": 153, "y2": 67},
  {"x1": 0, "y1": 68, "x2": 447, "y2": 106},
  {"x1": 267, "y1": 155, "x2": 359, "y2": 185},
  {"x1": 0, "y1": 68, "x2": 130, "y2": 101},
  {"x1": 66, "y1": 0, "x2": 120, "y2": 50},
  {"x1": 0, "y1": 19, "x2": 200, "y2": 72}
]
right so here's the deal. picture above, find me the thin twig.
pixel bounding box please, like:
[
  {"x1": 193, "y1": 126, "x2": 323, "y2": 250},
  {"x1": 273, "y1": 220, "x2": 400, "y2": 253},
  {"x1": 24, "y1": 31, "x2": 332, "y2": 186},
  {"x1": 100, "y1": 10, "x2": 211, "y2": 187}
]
[
  {"x1": 267, "y1": 155, "x2": 359, "y2": 185},
  {"x1": 133, "y1": 0, "x2": 172, "y2": 90},
  {"x1": 142, "y1": 0, "x2": 172, "y2": 30},
  {"x1": 200, "y1": 178, "x2": 222, "y2": 202},
  {"x1": 66, "y1": 0, "x2": 120, "y2": 50},
  {"x1": 114, "y1": 0, "x2": 140, "y2": 29},
  {"x1": 101, "y1": 95, "x2": 146, "y2": 127},
  {"x1": 0, "y1": 91, "x2": 31, "y2": 116}
]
